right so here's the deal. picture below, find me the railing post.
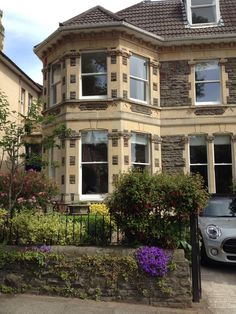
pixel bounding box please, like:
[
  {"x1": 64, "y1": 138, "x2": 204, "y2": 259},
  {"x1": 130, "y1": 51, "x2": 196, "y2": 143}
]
[{"x1": 190, "y1": 211, "x2": 201, "y2": 302}]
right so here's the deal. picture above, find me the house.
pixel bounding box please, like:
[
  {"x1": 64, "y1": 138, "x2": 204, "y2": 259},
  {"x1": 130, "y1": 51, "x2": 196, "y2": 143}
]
[
  {"x1": 0, "y1": 10, "x2": 42, "y2": 171},
  {"x1": 34, "y1": 0, "x2": 236, "y2": 204}
]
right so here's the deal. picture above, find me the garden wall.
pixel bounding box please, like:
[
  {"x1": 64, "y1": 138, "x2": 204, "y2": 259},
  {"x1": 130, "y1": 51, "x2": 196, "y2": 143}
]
[{"x1": 0, "y1": 246, "x2": 192, "y2": 308}]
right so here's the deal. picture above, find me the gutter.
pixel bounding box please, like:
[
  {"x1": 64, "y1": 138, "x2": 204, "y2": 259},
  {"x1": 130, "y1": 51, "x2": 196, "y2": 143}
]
[
  {"x1": 34, "y1": 21, "x2": 164, "y2": 56},
  {"x1": 34, "y1": 20, "x2": 236, "y2": 57}
]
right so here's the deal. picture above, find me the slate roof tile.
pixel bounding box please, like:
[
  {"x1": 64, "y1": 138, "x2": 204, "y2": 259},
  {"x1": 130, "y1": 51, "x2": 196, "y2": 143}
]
[
  {"x1": 117, "y1": 0, "x2": 236, "y2": 39},
  {"x1": 61, "y1": 0, "x2": 236, "y2": 40},
  {"x1": 62, "y1": 5, "x2": 123, "y2": 26}
]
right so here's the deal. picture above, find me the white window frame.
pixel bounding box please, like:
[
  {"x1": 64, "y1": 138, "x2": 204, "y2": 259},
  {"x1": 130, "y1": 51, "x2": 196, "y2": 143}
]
[
  {"x1": 195, "y1": 60, "x2": 221, "y2": 106},
  {"x1": 80, "y1": 51, "x2": 107, "y2": 100},
  {"x1": 131, "y1": 133, "x2": 150, "y2": 169},
  {"x1": 186, "y1": 0, "x2": 220, "y2": 27},
  {"x1": 129, "y1": 54, "x2": 149, "y2": 104},
  {"x1": 80, "y1": 130, "x2": 108, "y2": 201},
  {"x1": 50, "y1": 62, "x2": 61, "y2": 107},
  {"x1": 213, "y1": 135, "x2": 232, "y2": 193}
]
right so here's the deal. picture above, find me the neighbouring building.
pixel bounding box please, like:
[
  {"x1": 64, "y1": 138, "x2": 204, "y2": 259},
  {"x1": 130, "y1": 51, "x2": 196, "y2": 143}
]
[
  {"x1": 34, "y1": 0, "x2": 236, "y2": 204},
  {"x1": 0, "y1": 10, "x2": 42, "y2": 171}
]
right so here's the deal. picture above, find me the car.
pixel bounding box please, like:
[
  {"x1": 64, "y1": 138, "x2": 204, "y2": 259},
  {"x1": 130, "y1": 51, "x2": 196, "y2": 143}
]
[{"x1": 198, "y1": 195, "x2": 236, "y2": 264}]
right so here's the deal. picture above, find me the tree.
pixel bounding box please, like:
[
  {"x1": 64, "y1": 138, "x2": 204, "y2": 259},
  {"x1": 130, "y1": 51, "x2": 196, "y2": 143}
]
[{"x1": 0, "y1": 90, "x2": 70, "y2": 217}]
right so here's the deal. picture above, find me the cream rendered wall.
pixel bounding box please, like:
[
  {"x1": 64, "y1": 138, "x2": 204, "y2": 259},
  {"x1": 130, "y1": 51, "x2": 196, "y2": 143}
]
[{"x1": 0, "y1": 55, "x2": 41, "y2": 171}]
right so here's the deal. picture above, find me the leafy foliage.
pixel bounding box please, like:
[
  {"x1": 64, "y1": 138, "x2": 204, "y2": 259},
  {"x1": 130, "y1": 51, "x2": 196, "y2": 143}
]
[
  {"x1": 0, "y1": 90, "x2": 71, "y2": 217},
  {"x1": 0, "y1": 247, "x2": 175, "y2": 298},
  {"x1": 107, "y1": 170, "x2": 209, "y2": 248},
  {"x1": 0, "y1": 170, "x2": 58, "y2": 212}
]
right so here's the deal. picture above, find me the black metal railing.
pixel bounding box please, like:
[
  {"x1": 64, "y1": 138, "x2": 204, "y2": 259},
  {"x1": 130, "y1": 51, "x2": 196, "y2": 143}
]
[{"x1": 0, "y1": 211, "x2": 121, "y2": 246}]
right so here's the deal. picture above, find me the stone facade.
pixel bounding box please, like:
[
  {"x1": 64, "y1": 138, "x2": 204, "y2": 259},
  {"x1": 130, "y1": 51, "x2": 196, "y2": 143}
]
[
  {"x1": 225, "y1": 58, "x2": 236, "y2": 105},
  {"x1": 160, "y1": 61, "x2": 191, "y2": 107},
  {"x1": 161, "y1": 136, "x2": 185, "y2": 174},
  {"x1": 0, "y1": 247, "x2": 192, "y2": 308},
  {"x1": 34, "y1": 4, "x2": 236, "y2": 199}
]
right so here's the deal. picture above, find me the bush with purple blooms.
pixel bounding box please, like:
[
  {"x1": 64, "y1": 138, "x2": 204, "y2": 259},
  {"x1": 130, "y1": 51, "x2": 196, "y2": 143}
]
[{"x1": 135, "y1": 246, "x2": 171, "y2": 277}]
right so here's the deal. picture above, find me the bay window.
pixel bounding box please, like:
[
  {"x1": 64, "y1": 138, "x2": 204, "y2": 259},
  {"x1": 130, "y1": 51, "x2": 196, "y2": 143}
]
[
  {"x1": 50, "y1": 63, "x2": 61, "y2": 106},
  {"x1": 130, "y1": 55, "x2": 148, "y2": 102},
  {"x1": 81, "y1": 130, "x2": 108, "y2": 197},
  {"x1": 195, "y1": 60, "x2": 221, "y2": 105},
  {"x1": 81, "y1": 52, "x2": 107, "y2": 98},
  {"x1": 131, "y1": 133, "x2": 150, "y2": 170}
]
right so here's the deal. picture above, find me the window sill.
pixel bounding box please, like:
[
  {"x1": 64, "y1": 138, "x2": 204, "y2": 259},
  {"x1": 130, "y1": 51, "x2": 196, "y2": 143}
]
[{"x1": 80, "y1": 194, "x2": 108, "y2": 202}]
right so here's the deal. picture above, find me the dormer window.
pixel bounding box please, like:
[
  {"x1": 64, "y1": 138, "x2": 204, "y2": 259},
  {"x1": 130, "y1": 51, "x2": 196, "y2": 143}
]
[{"x1": 187, "y1": 0, "x2": 220, "y2": 26}]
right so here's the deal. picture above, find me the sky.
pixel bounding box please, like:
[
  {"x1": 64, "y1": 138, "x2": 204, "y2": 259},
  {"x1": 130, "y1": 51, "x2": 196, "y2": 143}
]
[{"x1": 1, "y1": 0, "x2": 141, "y2": 84}]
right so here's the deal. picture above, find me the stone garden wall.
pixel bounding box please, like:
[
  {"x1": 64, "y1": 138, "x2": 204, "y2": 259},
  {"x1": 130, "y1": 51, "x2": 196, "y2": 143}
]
[{"x1": 0, "y1": 246, "x2": 192, "y2": 308}]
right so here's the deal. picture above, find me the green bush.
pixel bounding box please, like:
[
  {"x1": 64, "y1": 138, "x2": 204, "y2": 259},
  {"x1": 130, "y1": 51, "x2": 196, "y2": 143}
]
[
  {"x1": 9, "y1": 211, "x2": 82, "y2": 245},
  {"x1": 0, "y1": 170, "x2": 58, "y2": 213},
  {"x1": 107, "y1": 170, "x2": 209, "y2": 248}
]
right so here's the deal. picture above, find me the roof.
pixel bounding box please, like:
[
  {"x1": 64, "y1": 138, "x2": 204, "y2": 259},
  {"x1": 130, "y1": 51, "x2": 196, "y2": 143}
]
[
  {"x1": 35, "y1": 0, "x2": 236, "y2": 57},
  {"x1": 0, "y1": 51, "x2": 42, "y2": 92},
  {"x1": 61, "y1": 0, "x2": 236, "y2": 40},
  {"x1": 61, "y1": 5, "x2": 123, "y2": 26},
  {"x1": 116, "y1": 0, "x2": 236, "y2": 40}
]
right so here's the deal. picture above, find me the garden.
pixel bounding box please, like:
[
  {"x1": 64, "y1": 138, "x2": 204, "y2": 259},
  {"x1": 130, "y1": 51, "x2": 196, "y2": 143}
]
[
  {"x1": 0, "y1": 91, "x2": 209, "y2": 306},
  {"x1": 0, "y1": 167, "x2": 209, "y2": 307}
]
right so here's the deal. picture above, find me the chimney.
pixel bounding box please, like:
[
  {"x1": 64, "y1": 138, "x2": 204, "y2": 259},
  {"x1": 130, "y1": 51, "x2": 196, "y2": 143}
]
[{"x1": 0, "y1": 10, "x2": 5, "y2": 51}]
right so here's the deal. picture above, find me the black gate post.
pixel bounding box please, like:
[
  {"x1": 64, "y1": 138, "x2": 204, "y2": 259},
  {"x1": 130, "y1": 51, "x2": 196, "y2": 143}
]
[{"x1": 190, "y1": 211, "x2": 201, "y2": 302}]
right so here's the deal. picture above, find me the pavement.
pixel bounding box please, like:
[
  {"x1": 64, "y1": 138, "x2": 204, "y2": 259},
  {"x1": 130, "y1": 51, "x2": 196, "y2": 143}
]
[
  {"x1": 201, "y1": 263, "x2": 236, "y2": 314},
  {"x1": 0, "y1": 294, "x2": 208, "y2": 314},
  {"x1": 0, "y1": 264, "x2": 236, "y2": 314}
]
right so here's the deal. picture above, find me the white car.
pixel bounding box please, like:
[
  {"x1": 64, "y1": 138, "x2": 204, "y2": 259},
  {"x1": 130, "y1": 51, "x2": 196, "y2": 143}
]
[{"x1": 199, "y1": 195, "x2": 236, "y2": 264}]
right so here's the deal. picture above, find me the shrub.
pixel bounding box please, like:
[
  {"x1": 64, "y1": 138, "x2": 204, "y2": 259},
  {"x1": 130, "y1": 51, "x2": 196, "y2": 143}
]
[
  {"x1": 9, "y1": 211, "x2": 82, "y2": 245},
  {"x1": 0, "y1": 170, "x2": 58, "y2": 213},
  {"x1": 89, "y1": 203, "x2": 109, "y2": 216},
  {"x1": 0, "y1": 209, "x2": 7, "y2": 227},
  {"x1": 107, "y1": 170, "x2": 209, "y2": 248}
]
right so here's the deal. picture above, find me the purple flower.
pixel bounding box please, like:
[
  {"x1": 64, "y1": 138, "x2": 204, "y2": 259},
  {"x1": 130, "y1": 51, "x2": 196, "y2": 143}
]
[
  {"x1": 24, "y1": 245, "x2": 51, "y2": 253},
  {"x1": 135, "y1": 246, "x2": 171, "y2": 277},
  {"x1": 37, "y1": 244, "x2": 51, "y2": 253}
]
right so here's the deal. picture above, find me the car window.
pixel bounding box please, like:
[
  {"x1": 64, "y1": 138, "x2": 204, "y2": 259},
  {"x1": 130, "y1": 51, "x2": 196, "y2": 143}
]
[{"x1": 202, "y1": 197, "x2": 236, "y2": 217}]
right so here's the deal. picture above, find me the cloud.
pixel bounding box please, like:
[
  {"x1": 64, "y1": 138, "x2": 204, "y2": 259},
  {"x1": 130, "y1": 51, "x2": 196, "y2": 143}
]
[{"x1": 1, "y1": 0, "x2": 140, "y2": 83}]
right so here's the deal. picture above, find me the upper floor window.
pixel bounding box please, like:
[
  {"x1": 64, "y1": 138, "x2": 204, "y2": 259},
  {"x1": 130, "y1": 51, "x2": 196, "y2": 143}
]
[
  {"x1": 131, "y1": 133, "x2": 150, "y2": 170},
  {"x1": 28, "y1": 94, "x2": 33, "y2": 113},
  {"x1": 187, "y1": 0, "x2": 220, "y2": 26},
  {"x1": 81, "y1": 52, "x2": 107, "y2": 98},
  {"x1": 195, "y1": 60, "x2": 221, "y2": 105},
  {"x1": 50, "y1": 63, "x2": 61, "y2": 106},
  {"x1": 20, "y1": 88, "x2": 25, "y2": 114},
  {"x1": 130, "y1": 55, "x2": 148, "y2": 102}
]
